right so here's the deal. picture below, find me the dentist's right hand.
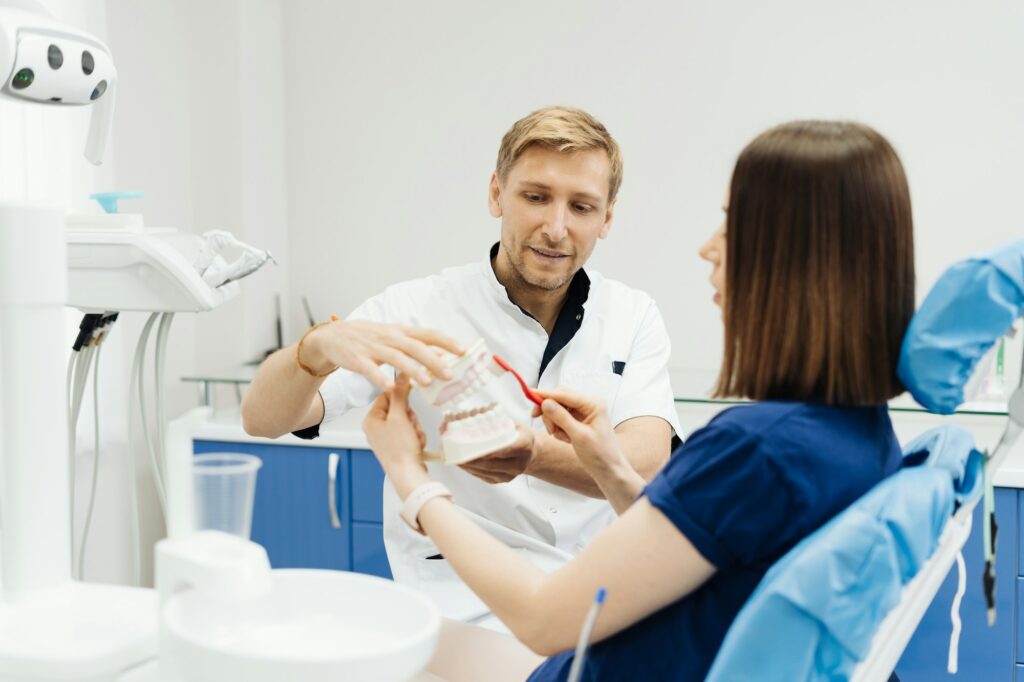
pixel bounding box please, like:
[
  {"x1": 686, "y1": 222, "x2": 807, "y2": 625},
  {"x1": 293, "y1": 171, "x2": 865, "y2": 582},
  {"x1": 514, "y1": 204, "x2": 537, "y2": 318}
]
[{"x1": 300, "y1": 319, "x2": 464, "y2": 390}]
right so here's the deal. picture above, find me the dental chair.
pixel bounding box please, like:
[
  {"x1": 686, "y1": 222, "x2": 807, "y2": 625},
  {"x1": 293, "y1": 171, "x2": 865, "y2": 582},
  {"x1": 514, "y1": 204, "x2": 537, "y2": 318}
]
[{"x1": 705, "y1": 240, "x2": 1024, "y2": 682}]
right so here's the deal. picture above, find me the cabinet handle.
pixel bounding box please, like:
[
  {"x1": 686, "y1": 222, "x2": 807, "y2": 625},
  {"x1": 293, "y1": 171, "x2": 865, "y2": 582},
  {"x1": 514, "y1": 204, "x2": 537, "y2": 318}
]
[{"x1": 328, "y1": 452, "x2": 341, "y2": 529}]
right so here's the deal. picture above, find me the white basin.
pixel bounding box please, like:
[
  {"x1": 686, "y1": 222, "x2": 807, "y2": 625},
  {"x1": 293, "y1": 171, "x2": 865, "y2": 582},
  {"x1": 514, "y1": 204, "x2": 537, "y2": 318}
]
[{"x1": 162, "y1": 569, "x2": 440, "y2": 682}]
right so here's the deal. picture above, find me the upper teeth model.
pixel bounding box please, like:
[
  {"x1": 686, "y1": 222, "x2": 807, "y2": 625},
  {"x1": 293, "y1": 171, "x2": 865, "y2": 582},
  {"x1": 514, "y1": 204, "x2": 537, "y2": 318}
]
[{"x1": 417, "y1": 339, "x2": 521, "y2": 465}]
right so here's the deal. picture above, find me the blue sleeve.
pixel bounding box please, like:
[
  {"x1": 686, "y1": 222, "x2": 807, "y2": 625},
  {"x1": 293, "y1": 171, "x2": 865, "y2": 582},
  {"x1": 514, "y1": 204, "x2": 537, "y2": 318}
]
[{"x1": 644, "y1": 421, "x2": 793, "y2": 569}]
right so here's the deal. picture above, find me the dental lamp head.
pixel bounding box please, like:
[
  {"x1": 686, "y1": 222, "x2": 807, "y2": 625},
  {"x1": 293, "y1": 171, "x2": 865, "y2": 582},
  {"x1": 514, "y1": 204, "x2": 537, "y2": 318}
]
[{"x1": 0, "y1": 0, "x2": 116, "y2": 164}]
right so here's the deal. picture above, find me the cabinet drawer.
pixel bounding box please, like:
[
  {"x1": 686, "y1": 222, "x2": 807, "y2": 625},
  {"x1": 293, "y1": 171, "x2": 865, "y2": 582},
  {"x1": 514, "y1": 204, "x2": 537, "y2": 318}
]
[
  {"x1": 352, "y1": 521, "x2": 391, "y2": 579},
  {"x1": 1018, "y1": 578, "x2": 1024, "y2": 664},
  {"x1": 193, "y1": 440, "x2": 350, "y2": 571},
  {"x1": 1018, "y1": 490, "x2": 1024, "y2": 577},
  {"x1": 351, "y1": 449, "x2": 385, "y2": 523}
]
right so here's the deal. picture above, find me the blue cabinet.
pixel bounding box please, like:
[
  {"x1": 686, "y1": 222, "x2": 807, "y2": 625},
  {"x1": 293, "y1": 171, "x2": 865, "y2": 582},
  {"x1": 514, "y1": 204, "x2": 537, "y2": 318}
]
[
  {"x1": 896, "y1": 487, "x2": 1017, "y2": 680},
  {"x1": 193, "y1": 441, "x2": 391, "y2": 579}
]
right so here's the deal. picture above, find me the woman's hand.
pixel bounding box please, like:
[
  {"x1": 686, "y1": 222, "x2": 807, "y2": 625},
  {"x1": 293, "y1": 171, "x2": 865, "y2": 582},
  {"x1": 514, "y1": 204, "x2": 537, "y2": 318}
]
[
  {"x1": 534, "y1": 388, "x2": 647, "y2": 514},
  {"x1": 362, "y1": 374, "x2": 430, "y2": 497},
  {"x1": 533, "y1": 388, "x2": 627, "y2": 474}
]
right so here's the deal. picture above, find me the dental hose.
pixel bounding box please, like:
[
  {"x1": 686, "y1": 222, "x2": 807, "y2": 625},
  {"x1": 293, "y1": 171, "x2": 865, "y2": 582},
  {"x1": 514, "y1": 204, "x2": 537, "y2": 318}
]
[{"x1": 68, "y1": 313, "x2": 117, "y2": 580}]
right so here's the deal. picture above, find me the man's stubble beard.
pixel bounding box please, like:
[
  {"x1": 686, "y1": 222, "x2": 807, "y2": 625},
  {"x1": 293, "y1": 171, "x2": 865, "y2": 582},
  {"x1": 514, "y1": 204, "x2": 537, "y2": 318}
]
[{"x1": 505, "y1": 241, "x2": 575, "y2": 293}]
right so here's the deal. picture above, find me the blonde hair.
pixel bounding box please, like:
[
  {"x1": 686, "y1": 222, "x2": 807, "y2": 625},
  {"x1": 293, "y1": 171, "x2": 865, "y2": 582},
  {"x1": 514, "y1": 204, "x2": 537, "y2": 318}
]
[{"x1": 496, "y1": 106, "x2": 623, "y2": 201}]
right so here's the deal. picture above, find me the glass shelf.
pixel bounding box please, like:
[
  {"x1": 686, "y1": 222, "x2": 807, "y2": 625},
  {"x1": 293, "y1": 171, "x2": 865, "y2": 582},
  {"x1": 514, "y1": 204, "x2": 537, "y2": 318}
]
[
  {"x1": 181, "y1": 365, "x2": 259, "y2": 406},
  {"x1": 181, "y1": 365, "x2": 258, "y2": 385},
  {"x1": 181, "y1": 366, "x2": 1011, "y2": 417},
  {"x1": 668, "y1": 369, "x2": 1010, "y2": 417}
]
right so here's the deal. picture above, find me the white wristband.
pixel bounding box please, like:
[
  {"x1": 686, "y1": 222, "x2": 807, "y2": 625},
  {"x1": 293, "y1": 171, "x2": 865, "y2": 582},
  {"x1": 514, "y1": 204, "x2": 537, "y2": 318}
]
[{"x1": 400, "y1": 481, "x2": 453, "y2": 534}]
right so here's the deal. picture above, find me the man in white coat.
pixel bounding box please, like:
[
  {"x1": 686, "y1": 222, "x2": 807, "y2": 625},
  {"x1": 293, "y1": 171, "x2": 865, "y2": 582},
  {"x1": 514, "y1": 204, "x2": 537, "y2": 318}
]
[{"x1": 242, "y1": 105, "x2": 680, "y2": 626}]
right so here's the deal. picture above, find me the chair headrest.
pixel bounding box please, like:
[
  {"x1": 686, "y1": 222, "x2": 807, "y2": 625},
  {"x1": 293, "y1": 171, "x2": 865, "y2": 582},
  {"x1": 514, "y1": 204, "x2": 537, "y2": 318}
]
[{"x1": 898, "y1": 240, "x2": 1024, "y2": 414}]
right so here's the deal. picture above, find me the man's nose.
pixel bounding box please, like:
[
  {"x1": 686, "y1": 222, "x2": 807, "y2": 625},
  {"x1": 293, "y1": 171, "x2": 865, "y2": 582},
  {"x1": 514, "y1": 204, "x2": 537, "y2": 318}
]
[{"x1": 540, "y1": 204, "x2": 568, "y2": 242}]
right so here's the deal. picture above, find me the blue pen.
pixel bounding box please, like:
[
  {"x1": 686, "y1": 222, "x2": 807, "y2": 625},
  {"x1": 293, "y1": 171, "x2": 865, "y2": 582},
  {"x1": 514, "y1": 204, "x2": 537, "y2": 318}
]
[{"x1": 566, "y1": 587, "x2": 607, "y2": 682}]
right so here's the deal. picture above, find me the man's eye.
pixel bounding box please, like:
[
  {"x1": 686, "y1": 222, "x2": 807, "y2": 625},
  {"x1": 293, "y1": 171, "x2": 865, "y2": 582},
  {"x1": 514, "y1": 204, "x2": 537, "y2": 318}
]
[
  {"x1": 574, "y1": 203, "x2": 594, "y2": 213},
  {"x1": 524, "y1": 193, "x2": 544, "y2": 202}
]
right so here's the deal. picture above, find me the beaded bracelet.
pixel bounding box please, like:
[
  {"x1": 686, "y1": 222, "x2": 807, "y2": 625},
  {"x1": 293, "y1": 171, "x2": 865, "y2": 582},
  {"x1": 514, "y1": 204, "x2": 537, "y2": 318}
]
[{"x1": 296, "y1": 314, "x2": 339, "y2": 378}]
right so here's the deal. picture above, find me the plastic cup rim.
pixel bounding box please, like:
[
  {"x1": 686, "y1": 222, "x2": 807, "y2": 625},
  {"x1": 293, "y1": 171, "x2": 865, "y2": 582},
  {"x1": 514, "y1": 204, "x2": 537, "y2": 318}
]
[{"x1": 193, "y1": 452, "x2": 262, "y2": 475}]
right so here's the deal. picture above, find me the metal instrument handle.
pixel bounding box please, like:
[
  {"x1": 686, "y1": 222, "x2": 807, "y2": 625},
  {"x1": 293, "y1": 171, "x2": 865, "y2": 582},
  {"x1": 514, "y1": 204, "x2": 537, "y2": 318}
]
[{"x1": 328, "y1": 452, "x2": 341, "y2": 529}]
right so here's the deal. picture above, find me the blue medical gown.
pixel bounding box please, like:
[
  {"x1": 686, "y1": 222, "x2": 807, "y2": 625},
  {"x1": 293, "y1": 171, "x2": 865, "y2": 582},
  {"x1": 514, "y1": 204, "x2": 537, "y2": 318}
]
[
  {"x1": 527, "y1": 401, "x2": 901, "y2": 682},
  {"x1": 705, "y1": 425, "x2": 981, "y2": 681}
]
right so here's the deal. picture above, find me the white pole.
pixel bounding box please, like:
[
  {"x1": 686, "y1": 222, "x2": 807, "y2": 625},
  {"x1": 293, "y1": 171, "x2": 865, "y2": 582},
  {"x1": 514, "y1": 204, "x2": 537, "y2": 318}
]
[{"x1": 0, "y1": 202, "x2": 71, "y2": 597}]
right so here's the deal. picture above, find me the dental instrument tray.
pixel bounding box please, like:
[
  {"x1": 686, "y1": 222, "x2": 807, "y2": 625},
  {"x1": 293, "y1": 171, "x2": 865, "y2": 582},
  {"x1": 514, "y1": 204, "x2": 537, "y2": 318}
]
[{"x1": 66, "y1": 212, "x2": 240, "y2": 313}]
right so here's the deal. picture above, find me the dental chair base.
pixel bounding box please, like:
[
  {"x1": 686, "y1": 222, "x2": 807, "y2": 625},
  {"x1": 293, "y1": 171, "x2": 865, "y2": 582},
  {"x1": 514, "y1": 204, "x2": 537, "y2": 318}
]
[
  {"x1": 0, "y1": 582, "x2": 157, "y2": 682},
  {"x1": 155, "y1": 531, "x2": 441, "y2": 682}
]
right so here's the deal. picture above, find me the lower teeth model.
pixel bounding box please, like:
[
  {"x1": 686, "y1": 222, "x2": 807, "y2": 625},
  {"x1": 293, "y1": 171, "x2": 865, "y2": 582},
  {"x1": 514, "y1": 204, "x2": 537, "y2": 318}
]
[
  {"x1": 433, "y1": 402, "x2": 519, "y2": 465},
  {"x1": 417, "y1": 339, "x2": 521, "y2": 465}
]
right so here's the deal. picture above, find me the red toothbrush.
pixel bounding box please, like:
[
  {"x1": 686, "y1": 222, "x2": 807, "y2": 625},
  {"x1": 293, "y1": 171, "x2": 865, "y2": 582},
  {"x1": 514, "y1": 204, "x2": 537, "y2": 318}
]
[{"x1": 492, "y1": 355, "x2": 544, "y2": 406}]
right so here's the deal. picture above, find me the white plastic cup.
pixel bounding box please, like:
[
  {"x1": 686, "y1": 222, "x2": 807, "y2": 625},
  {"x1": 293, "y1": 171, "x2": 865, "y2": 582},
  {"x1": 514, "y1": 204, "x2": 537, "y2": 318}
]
[{"x1": 193, "y1": 453, "x2": 262, "y2": 539}]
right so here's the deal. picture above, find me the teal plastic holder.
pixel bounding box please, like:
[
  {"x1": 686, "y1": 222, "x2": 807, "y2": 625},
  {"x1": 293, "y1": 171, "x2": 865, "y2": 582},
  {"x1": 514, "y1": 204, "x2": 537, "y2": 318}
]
[{"x1": 89, "y1": 191, "x2": 144, "y2": 214}]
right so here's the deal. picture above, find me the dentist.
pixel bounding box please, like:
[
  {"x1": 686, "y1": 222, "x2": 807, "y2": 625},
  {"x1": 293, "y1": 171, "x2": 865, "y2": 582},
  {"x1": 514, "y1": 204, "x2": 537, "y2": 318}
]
[{"x1": 242, "y1": 106, "x2": 680, "y2": 625}]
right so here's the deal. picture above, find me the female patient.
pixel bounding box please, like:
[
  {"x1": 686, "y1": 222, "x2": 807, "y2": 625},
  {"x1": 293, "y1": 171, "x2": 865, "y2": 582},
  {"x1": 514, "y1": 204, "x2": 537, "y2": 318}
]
[{"x1": 363, "y1": 120, "x2": 915, "y2": 681}]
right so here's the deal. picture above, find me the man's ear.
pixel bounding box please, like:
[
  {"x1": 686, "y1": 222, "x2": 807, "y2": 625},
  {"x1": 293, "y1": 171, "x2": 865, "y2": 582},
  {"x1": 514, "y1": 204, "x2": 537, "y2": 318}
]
[
  {"x1": 488, "y1": 173, "x2": 503, "y2": 218},
  {"x1": 599, "y1": 197, "x2": 616, "y2": 239}
]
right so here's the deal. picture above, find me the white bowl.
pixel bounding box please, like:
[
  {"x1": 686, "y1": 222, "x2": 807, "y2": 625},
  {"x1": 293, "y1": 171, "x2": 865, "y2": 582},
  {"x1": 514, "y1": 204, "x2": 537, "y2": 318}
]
[{"x1": 162, "y1": 569, "x2": 440, "y2": 682}]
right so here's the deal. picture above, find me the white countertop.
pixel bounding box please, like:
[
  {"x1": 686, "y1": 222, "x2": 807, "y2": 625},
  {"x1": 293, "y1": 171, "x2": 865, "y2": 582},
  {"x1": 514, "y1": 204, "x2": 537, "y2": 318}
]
[
  {"x1": 191, "y1": 403, "x2": 1024, "y2": 488},
  {"x1": 191, "y1": 407, "x2": 372, "y2": 450}
]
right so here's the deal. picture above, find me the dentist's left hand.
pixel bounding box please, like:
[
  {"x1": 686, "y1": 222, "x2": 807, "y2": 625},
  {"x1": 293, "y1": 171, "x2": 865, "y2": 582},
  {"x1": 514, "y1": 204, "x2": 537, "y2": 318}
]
[
  {"x1": 303, "y1": 320, "x2": 463, "y2": 391},
  {"x1": 363, "y1": 374, "x2": 430, "y2": 498}
]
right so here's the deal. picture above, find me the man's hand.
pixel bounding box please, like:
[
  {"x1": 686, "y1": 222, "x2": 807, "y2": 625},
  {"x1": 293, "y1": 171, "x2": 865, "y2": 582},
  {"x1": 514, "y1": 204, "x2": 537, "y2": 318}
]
[
  {"x1": 302, "y1": 319, "x2": 464, "y2": 390},
  {"x1": 458, "y1": 425, "x2": 536, "y2": 484}
]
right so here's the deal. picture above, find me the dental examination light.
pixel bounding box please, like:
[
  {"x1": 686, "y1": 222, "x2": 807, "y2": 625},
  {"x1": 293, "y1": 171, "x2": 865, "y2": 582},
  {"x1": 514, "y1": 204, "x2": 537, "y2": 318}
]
[{"x1": 0, "y1": 0, "x2": 117, "y2": 164}]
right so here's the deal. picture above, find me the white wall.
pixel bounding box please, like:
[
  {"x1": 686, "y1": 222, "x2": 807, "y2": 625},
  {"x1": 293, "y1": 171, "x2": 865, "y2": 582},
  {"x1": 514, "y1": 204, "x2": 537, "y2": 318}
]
[
  {"x1": 15, "y1": 0, "x2": 1018, "y2": 585},
  {"x1": 101, "y1": 0, "x2": 290, "y2": 584},
  {"x1": 105, "y1": 0, "x2": 290, "y2": 402},
  {"x1": 281, "y1": 0, "x2": 1024, "y2": 377}
]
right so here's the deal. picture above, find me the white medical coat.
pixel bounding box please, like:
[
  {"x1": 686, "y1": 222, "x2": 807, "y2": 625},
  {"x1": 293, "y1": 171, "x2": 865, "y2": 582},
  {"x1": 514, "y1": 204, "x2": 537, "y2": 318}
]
[{"x1": 318, "y1": 252, "x2": 680, "y2": 621}]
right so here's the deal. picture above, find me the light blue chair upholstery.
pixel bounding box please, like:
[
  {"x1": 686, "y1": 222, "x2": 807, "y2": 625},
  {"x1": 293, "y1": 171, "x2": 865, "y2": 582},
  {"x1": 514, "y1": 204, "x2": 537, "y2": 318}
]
[
  {"x1": 899, "y1": 240, "x2": 1024, "y2": 413},
  {"x1": 706, "y1": 240, "x2": 1024, "y2": 682}
]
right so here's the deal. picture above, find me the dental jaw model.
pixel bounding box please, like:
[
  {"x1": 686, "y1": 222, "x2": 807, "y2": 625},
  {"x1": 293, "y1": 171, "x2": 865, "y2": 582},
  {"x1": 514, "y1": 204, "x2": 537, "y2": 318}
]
[
  {"x1": 437, "y1": 403, "x2": 518, "y2": 465},
  {"x1": 417, "y1": 340, "x2": 524, "y2": 465}
]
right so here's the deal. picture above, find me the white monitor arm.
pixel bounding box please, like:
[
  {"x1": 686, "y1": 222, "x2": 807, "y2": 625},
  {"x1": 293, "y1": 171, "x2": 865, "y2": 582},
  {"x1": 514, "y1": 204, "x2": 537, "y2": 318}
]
[{"x1": 0, "y1": 0, "x2": 116, "y2": 164}]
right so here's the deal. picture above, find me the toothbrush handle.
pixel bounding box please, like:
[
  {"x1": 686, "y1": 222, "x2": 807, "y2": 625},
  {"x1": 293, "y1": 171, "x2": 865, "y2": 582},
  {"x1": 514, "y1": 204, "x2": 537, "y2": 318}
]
[{"x1": 493, "y1": 355, "x2": 544, "y2": 406}]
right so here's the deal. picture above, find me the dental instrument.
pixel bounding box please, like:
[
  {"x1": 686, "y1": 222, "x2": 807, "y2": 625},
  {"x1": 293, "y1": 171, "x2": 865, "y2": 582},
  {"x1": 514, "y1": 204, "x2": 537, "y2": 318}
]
[
  {"x1": 567, "y1": 586, "x2": 607, "y2": 682},
  {"x1": 301, "y1": 294, "x2": 317, "y2": 326}
]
